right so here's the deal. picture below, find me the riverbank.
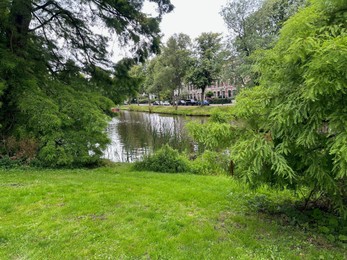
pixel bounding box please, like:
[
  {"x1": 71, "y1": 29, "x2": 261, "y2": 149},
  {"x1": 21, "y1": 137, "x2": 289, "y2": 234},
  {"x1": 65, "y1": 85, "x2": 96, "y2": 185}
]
[
  {"x1": 120, "y1": 104, "x2": 232, "y2": 116},
  {"x1": 1, "y1": 165, "x2": 345, "y2": 259}
]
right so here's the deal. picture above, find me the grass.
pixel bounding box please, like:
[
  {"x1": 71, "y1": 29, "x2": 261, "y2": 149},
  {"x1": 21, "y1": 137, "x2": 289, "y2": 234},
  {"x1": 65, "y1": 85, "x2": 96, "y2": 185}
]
[
  {"x1": 120, "y1": 104, "x2": 232, "y2": 116},
  {"x1": 0, "y1": 164, "x2": 345, "y2": 259}
]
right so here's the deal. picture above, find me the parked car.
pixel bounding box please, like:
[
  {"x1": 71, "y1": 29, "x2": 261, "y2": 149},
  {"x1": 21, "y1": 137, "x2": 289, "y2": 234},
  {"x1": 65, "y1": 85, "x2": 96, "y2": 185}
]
[
  {"x1": 162, "y1": 101, "x2": 170, "y2": 106},
  {"x1": 175, "y1": 100, "x2": 186, "y2": 105},
  {"x1": 152, "y1": 101, "x2": 162, "y2": 105},
  {"x1": 197, "y1": 100, "x2": 210, "y2": 106},
  {"x1": 185, "y1": 99, "x2": 198, "y2": 106}
]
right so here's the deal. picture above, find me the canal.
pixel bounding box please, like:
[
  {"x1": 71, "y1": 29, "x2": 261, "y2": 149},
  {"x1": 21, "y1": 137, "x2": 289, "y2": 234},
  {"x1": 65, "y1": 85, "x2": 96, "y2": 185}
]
[{"x1": 103, "y1": 111, "x2": 207, "y2": 162}]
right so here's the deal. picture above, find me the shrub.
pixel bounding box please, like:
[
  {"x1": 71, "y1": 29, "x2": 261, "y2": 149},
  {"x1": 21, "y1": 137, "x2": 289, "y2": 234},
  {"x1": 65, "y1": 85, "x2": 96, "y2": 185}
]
[
  {"x1": 190, "y1": 150, "x2": 230, "y2": 175},
  {"x1": 209, "y1": 98, "x2": 233, "y2": 105},
  {"x1": 0, "y1": 156, "x2": 22, "y2": 169},
  {"x1": 0, "y1": 136, "x2": 38, "y2": 166},
  {"x1": 133, "y1": 144, "x2": 190, "y2": 173}
]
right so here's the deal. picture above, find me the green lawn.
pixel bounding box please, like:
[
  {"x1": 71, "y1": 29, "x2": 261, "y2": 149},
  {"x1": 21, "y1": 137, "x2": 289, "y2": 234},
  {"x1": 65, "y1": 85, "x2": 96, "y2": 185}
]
[{"x1": 0, "y1": 165, "x2": 345, "y2": 259}]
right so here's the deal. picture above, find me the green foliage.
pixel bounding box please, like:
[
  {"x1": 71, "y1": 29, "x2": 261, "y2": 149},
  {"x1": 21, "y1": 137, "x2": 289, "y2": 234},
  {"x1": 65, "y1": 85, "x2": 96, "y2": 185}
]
[
  {"x1": 0, "y1": 0, "x2": 173, "y2": 167},
  {"x1": 187, "y1": 109, "x2": 235, "y2": 151},
  {"x1": 186, "y1": 33, "x2": 224, "y2": 101},
  {"x1": 133, "y1": 144, "x2": 190, "y2": 173},
  {"x1": 246, "y1": 194, "x2": 347, "y2": 244},
  {"x1": 221, "y1": 0, "x2": 305, "y2": 88},
  {"x1": 208, "y1": 98, "x2": 233, "y2": 105},
  {"x1": 0, "y1": 156, "x2": 21, "y2": 169},
  {"x1": 4, "y1": 0, "x2": 173, "y2": 64},
  {"x1": 143, "y1": 57, "x2": 165, "y2": 98},
  {"x1": 0, "y1": 136, "x2": 38, "y2": 164},
  {"x1": 189, "y1": 0, "x2": 347, "y2": 215},
  {"x1": 205, "y1": 91, "x2": 214, "y2": 98},
  {"x1": 187, "y1": 109, "x2": 235, "y2": 176},
  {"x1": 142, "y1": 34, "x2": 192, "y2": 101},
  {"x1": 190, "y1": 150, "x2": 231, "y2": 175},
  {"x1": 0, "y1": 47, "x2": 115, "y2": 167},
  {"x1": 16, "y1": 79, "x2": 112, "y2": 167},
  {"x1": 227, "y1": 0, "x2": 347, "y2": 215},
  {"x1": 111, "y1": 59, "x2": 145, "y2": 104},
  {"x1": 160, "y1": 34, "x2": 192, "y2": 95}
]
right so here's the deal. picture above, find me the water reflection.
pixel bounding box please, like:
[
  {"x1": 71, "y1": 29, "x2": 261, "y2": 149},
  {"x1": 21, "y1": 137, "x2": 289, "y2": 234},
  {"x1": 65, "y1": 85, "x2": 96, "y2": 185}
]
[{"x1": 103, "y1": 111, "x2": 206, "y2": 162}]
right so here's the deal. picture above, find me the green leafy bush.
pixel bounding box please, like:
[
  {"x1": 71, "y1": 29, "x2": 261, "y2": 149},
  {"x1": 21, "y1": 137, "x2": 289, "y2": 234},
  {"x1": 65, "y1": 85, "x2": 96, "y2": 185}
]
[
  {"x1": 0, "y1": 136, "x2": 38, "y2": 163},
  {"x1": 0, "y1": 156, "x2": 21, "y2": 169},
  {"x1": 0, "y1": 47, "x2": 116, "y2": 168},
  {"x1": 209, "y1": 98, "x2": 233, "y2": 105},
  {"x1": 246, "y1": 194, "x2": 347, "y2": 243},
  {"x1": 190, "y1": 150, "x2": 231, "y2": 175},
  {"x1": 133, "y1": 145, "x2": 190, "y2": 173}
]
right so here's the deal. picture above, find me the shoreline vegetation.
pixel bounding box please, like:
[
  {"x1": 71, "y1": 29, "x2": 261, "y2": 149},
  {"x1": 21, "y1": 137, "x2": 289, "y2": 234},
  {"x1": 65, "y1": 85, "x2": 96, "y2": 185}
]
[
  {"x1": 120, "y1": 104, "x2": 233, "y2": 116},
  {"x1": 0, "y1": 164, "x2": 345, "y2": 259}
]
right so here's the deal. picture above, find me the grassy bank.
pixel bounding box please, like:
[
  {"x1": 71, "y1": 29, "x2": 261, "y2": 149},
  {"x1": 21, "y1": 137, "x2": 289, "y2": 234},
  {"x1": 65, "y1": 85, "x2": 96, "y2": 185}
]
[
  {"x1": 0, "y1": 164, "x2": 345, "y2": 259},
  {"x1": 120, "y1": 104, "x2": 232, "y2": 116}
]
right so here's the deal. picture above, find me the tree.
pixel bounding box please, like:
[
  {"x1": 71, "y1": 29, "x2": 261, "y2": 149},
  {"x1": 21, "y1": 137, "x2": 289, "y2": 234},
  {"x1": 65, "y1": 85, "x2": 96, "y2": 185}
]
[
  {"x1": 129, "y1": 63, "x2": 146, "y2": 104},
  {"x1": 143, "y1": 57, "x2": 165, "y2": 101},
  {"x1": 186, "y1": 32, "x2": 224, "y2": 102},
  {"x1": 160, "y1": 33, "x2": 192, "y2": 101},
  {"x1": 194, "y1": 0, "x2": 347, "y2": 214},
  {"x1": 253, "y1": 0, "x2": 347, "y2": 212},
  {"x1": 141, "y1": 33, "x2": 192, "y2": 105},
  {"x1": 220, "y1": 0, "x2": 306, "y2": 88},
  {"x1": 0, "y1": 0, "x2": 173, "y2": 166},
  {"x1": 206, "y1": 91, "x2": 214, "y2": 98},
  {"x1": 4, "y1": 0, "x2": 173, "y2": 65},
  {"x1": 221, "y1": 0, "x2": 262, "y2": 57}
]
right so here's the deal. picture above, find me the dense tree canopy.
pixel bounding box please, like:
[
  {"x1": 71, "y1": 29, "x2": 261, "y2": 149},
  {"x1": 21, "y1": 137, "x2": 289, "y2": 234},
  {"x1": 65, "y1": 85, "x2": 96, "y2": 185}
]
[
  {"x1": 186, "y1": 32, "x2": 224, "y2": 102},
  {"x1": 221, "y1": 0, "x2": 306, "y2": 88},
  {"x1": 0, "y1": 0, "x2": 173, "y2": 166},
  {"x1": 144, "y1": 56, "x2": 169, "y2": 100},
  {"x1": 140, "y1": 32, "x2": 226, "y2": 103},
  {"x1": 139, "y1": 33, "x2": 192, "y2": 103},
  {"x1": 3, "y1": 0, "x2": 173, "y2": 66},
  {"x1": 159, "y1": 33, "x2": 191, "y2": 100},
  {"x1": 190, "y1": 0, "x2": 347, "y2": 214}
]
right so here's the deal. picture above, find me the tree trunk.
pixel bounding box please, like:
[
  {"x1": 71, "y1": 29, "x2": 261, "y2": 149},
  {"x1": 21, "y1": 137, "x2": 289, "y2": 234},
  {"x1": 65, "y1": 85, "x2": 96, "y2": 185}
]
[
  {"x1": 229, "y1": 160, "x2": 234, "y2": 176},
  {"x1": 8, "y1": 0, "x2": 32, "y2": 51},
  {"x1": 201, "y1": 86, "x2": 206, "y2": 106}
]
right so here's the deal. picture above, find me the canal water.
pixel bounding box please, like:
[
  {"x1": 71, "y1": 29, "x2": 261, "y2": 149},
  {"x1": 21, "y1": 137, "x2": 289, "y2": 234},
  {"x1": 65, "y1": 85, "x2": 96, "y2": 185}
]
[{"x1": 103, "y1": 111, "x2": 206, "y2": 162}]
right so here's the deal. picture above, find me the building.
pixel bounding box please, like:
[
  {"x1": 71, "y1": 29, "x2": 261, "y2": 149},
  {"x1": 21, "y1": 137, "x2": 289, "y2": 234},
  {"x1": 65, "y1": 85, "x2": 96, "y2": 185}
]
[{"x1": 179, "y1": 81, "x2": 237, "y2": 100}]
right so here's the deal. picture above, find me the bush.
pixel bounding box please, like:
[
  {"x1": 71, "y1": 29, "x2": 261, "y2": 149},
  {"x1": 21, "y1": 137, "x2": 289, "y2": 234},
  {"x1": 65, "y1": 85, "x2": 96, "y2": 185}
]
[
  {"x1": 0, "y1": 137, "x2": 38, "y2": 166},
  {"x1": 0, "y1": 156, "x2": 22, "y2": 169},
  {"x1": 209, "y1": 98, "x2": 233, "y2": 105},
  {"x1": 190, "y1": 151, "x2": 231, "y2": 175},
  {"x1": 133, "y1": 144, "x2": 190, "y2": 173}
]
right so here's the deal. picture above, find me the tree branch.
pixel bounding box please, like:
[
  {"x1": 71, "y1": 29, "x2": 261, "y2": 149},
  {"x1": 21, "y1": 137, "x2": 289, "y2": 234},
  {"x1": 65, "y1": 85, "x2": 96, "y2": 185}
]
[
  {"x1": 29, "y1": 10, "x2": 63, "y2": 32},
  {"x1": 32, "y1": 0, "x2": 56, "y2": 12}
]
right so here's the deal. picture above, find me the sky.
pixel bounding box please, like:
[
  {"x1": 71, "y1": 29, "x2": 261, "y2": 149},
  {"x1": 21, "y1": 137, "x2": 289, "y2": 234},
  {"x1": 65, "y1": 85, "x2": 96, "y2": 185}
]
[
  {"x1": 113, "y1": 0, "x2": 230, "y2": 60},
  {"x1": 146, "y1": 0, "x2": 230, "y2": 42}
]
